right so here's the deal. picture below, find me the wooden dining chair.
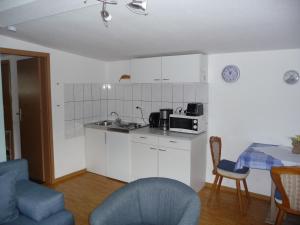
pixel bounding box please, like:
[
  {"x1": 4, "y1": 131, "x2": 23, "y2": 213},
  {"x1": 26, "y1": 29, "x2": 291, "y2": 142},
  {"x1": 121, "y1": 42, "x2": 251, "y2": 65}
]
[
  {"x1": 209, "y1": 136, "x2": 250, "y2": 213},
  {"x1": 271, "y1": 166, "x2": 300, "y2": 225}
]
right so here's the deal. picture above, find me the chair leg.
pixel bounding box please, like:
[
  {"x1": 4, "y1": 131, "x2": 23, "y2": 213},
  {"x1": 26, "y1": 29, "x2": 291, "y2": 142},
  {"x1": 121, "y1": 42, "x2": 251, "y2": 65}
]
[
  {"x1": 207, "y1": 174, "x2": 220, "y2": 205},
  {"x1": 236, "y1": 180, "x2": 244, "y2": 214},
  {"x1": 275, "y1": 209, "x2": 284, "y2": 225},
  {"x1": 242, "y1": 179, "x2": 250, "y2": 202},
  {"x1": 217, "y1": 176, "x2": 223, "y2": 192},
  {"x1": 212, "y1": 174, "x2": 219, "y2": 191}
]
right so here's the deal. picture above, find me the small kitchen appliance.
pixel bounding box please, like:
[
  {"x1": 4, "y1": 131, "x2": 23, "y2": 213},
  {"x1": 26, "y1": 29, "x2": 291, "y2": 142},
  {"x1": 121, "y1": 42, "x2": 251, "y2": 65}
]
[
  {"x1": 149, "y1": 112, "x2": 160, "y2": 128},
  {"x1": 159, "y1": 108, "x2": 173, "y2": 131},
  {"x1": 185, "y1": 103, "x2": 203, "y2": 116},
  {"x1": 169, "y1": 114, "x2": 206, "y2": 134}
]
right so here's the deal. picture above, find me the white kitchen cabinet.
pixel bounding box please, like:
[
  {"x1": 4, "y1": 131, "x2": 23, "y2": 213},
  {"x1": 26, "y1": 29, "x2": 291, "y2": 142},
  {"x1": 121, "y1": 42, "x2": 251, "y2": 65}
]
[
  {"x1": 106, "y1": 60, "x2": 130, "y2": 83},
  {"x1": 106, "y1": 131, "x2": 130, "y2": 182},
  {"x1": 158, "y1": 147, "x2": 190, "y2": 185},
  {"x1": 85, "y1": 128, "x2": 107, "y2": 176},
  {"x1": 130, "y1": 131, "x2": 207, "y2": 191},
  {"x1": 162, "y1": 54, "x2": 207, "y2": 83},
  {"x1": 130, "y1": 57, "x2": 162, "y2": 83},
  {"x1": 131, "y1": 142, "x2": 158, "y2": 180}
]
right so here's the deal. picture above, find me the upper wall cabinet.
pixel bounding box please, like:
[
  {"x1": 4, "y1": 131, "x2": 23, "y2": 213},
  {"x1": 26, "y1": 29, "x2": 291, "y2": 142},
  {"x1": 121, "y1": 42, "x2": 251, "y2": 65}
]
[
  {"x1": 106, "y1": 60, "x2": 130, "y2": 83},
  {"x1": 162, "y1": 54, "x2": 207, "y2": 83},
  {"x1": 130, "y1": 57, "x2": 162, "y2": 83}
]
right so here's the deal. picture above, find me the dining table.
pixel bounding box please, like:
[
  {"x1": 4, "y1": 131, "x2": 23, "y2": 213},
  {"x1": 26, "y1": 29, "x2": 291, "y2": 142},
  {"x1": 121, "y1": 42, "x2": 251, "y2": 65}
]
[{"x1": 235, "y1": 143, "x2": 300, "y2": 224}]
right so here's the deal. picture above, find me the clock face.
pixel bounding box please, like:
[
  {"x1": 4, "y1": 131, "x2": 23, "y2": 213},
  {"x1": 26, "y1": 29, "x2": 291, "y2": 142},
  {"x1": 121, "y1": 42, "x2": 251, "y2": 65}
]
[
  {"x1": 283, "y1": 70, "x2": 299, "y2": 85},
  {"x1": 222, "y1": 65, "x2": 240, "y2": 83}
]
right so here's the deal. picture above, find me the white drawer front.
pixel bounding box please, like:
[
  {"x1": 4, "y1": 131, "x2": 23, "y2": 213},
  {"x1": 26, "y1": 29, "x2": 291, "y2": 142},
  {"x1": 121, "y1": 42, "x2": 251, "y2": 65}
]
[
  {"x1": 131, "y1": 134, "x2": 158, "y2": 145},
  {"x1": 158, "y1": 137, "x2": 191, "y2": 150}
]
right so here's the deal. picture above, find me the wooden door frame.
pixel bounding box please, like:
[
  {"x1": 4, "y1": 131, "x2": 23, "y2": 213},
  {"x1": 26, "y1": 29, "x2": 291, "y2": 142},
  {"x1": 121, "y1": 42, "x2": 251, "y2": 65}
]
[
  {"x1": 1, "y1": 60, "x2": 14, "y2": 160},
  {"x1": 0, "y1": 47, "x2": 54, "y2": 184}
]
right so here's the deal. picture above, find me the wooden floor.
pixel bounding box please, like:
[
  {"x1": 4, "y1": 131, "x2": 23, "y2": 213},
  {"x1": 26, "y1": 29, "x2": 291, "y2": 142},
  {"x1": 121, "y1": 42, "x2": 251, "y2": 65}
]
[{"x1": 50, "y1": 172, "x2": 271, "y2": 225}]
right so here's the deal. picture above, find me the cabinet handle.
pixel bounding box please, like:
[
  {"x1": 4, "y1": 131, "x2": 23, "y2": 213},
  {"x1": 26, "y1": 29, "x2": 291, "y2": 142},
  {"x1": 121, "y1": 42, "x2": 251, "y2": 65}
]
[
  {"x1": 162, "y1": 78, "x2": 170, "y2": 81},
  {"x1": 169, "y1": 140, "x2": 177, "y2": 143},
  {"x1": 153, "y1": 78, "x2": 161, "y2": 81},
  {"x1": 149, "y1": 147, "x2": 157, "y2": 151},
  {"x1": 158, "y1": 148, "x2": 167, "y2": 152},
  {"x1": 105, "y1": 133, "x2": 107, "y2": 144},
  {"x1": 139, "y1": 136, "x2": 147, "y2": 139}
]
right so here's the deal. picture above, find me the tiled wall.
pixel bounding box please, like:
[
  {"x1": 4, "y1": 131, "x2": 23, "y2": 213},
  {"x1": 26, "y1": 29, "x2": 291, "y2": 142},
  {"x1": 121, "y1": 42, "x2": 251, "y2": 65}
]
[{"x1": 64, "y1": 82, "x2": 208, "y2": 138}]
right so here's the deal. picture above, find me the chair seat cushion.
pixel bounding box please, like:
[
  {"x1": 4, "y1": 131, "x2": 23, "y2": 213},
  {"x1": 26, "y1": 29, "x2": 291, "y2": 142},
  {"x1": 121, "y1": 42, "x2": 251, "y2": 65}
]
[
  {"x1": 274, "y1": 189, "x2": 282, "y2": 204},
  {"x1": 16, "y1": 181, "x2": 64, "y2": 222},
  {"x1": 0, "y1": 171, "x2": 19, "y2": 224},
  {"x1": 217, "y1": 160, "x2": 249, "y2": 179}
]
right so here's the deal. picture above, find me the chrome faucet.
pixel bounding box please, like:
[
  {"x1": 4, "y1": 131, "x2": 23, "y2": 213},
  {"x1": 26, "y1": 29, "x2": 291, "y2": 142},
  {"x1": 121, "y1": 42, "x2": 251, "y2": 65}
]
[{"x1": 110, "y1": 111, "x2": 121, "y2": 123}]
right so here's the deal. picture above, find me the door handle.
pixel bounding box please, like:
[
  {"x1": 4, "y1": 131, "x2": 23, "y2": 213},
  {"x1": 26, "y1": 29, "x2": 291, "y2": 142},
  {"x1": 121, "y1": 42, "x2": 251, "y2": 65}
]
[{"x1": 17, "y1": 108, "x2": 22, "y2": 122}]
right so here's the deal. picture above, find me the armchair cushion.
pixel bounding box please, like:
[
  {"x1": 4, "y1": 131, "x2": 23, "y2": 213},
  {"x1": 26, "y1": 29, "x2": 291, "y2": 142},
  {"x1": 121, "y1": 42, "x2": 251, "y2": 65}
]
[
  {"x1": 16, "y1": 181, "x2": 64, "y2": 222},
  {"x1": 0, "y1": 171, "x2": 19, "y2": 224}
]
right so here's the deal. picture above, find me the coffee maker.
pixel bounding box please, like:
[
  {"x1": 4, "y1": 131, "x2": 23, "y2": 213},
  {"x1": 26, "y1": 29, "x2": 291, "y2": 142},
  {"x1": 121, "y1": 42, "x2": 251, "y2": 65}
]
[{"x1": 159, "y1": 108, "x2": 173, "y2": 131}]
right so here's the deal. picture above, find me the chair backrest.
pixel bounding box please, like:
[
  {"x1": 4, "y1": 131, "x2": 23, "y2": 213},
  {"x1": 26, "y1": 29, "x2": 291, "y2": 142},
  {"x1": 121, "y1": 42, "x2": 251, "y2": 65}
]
[
  {"x1": 271, "y1": 166, "x2": 300, "y2": 213},
  {"x1": 90, "y1": 177, "x2": 200, "y2": 225},
  {"x1": 209, "y1": 136, "x2": 222, "y2": 174},
  {"x1": 0, "y1": 159, "x2": 29, "y2": 181}
]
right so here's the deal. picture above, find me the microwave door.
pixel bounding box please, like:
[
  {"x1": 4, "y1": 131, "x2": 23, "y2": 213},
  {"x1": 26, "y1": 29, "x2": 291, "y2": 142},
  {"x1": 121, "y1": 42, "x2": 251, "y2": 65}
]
[{"x1": 170, "y1": 117, "x2": 194, "y2": 130}]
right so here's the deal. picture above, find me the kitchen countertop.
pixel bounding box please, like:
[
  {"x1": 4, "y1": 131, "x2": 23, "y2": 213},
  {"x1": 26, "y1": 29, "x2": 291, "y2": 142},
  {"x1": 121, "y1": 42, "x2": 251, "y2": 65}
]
[{"x1": 130, "y1": 127, "x2": 206, "y2": 141}]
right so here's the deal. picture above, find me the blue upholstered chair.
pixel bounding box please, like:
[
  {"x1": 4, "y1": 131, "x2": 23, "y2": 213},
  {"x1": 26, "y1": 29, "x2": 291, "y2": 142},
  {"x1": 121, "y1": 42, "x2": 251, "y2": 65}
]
[
  {"x1": 90, "y1": 177, "x2": 200, "y2": 225},
  {"x1": 209, "y1": 136, "x2": 250, "y2": 213}
]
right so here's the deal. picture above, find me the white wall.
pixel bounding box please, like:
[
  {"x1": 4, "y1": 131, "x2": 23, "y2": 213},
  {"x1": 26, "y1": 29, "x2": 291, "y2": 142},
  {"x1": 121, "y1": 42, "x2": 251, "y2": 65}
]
[
  {"x1": 207, "y1": 49, "x2": 300, "y2": 195},
  {"x1": 0, "y1": 35, "x2": 106, "y2": 178}
]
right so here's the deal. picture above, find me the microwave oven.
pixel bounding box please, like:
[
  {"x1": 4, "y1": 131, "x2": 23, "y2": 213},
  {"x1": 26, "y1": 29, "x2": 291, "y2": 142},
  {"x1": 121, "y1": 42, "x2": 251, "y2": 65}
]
[{"x1": 169, "y1": 114, "x2": 206, "y2": 134}]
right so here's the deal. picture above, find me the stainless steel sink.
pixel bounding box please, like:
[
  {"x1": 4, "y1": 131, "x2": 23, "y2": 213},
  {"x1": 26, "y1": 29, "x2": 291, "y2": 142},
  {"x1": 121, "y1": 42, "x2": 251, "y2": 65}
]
[
  {"x1": 91, "y1": 120, "x2": 146, "y2": 133},
  {"x1": 94, "y1": 120, "x2": 113, "y2": 126}
]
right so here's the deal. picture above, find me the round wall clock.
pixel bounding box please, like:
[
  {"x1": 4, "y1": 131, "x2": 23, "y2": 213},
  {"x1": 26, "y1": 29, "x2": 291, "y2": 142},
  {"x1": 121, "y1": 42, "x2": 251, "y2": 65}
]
[
  {"x1": 222, "y1": 65, "x2": 240, "y2": 83},
  {"x1": 283, "y1": 70, "x2": 299, "y2": 85}
]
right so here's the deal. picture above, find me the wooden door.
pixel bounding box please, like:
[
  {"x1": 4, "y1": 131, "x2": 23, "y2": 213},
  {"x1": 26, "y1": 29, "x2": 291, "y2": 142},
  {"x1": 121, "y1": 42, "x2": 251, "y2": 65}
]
[
  {"x1": 17, "y1": 58, "x2": 45, "y2": 182},
  {"x1": 1, "y1": 60, "x2": 14, "y2": 160}
]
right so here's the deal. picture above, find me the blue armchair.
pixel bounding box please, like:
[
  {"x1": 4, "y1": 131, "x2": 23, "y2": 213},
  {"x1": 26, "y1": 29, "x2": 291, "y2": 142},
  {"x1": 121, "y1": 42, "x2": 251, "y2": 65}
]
[
  {"x1": 0, "y1": 159, "x2": 74, "y2": 225},
  {"x1": 90, "y1": 177, "x2": 200, "y2": 225}
]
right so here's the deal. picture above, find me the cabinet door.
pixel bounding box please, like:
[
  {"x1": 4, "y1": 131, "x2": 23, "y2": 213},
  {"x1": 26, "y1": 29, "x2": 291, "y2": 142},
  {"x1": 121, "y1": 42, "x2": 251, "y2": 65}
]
[
  {"x1": 85, "y1": 128, "x2": 106, "y2": 175},
  {"x1": 106, "y1": 132, "x2": 130, "y2": 182},
  {"x1": 106, "y1": 60, "x2": 130, "y2": 83},
  {"x1": 131, "y1": 142, "x2": 158, "y2": 180},
  {"x1": 130, "y1": 57, "x2": 162, "y2": 83},
  {"x1": 158, "y1": 147, "x2": 190, "y2": 185},
  {"x1": 162, "y1": 54, "x2": 201, "y2": 83}
]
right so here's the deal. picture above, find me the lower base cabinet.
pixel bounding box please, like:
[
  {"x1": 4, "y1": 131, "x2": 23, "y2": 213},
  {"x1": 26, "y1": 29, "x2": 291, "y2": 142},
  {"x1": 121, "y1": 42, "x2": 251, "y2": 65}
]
[
  {"x1": 85, "y1": 128, "x2": 130, "y2": 182},
  {"x1": 131, "y1": 142, "x2": 158, "y2": 179},
  {"x1": 131, "y1": 133, "x2": 207, "y2": 191},
  {"x1": 85, "y1": 128, "x2": 107, "y2": 175}
]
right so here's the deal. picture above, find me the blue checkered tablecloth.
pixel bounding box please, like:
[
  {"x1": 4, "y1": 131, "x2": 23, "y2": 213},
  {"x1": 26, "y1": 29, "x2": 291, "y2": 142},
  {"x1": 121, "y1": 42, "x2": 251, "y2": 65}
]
[{"x1": 235, "y1": 143, "x2": 284, "y2": 170}]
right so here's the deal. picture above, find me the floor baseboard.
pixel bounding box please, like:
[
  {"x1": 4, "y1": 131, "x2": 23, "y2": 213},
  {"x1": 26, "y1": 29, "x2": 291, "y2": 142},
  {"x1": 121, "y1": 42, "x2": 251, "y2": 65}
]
[
  {"x1": 53, "y1": 169, "x2": 87, "y2": 184},
  {"x1": 205, "y1": 182, "x2": 270, "y2": 202}
]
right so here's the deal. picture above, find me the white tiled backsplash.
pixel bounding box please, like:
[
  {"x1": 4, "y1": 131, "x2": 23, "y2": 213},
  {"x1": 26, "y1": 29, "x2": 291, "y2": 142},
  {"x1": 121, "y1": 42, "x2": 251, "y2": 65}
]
[{"x1": 64, "y1": 82, "x2": 208, "y2": 138}]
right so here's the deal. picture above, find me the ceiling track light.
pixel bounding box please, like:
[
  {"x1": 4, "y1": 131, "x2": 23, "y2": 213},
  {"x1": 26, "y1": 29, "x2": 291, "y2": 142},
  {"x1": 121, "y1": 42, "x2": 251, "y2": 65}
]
[{"x1": 84, "y1": 0, "x2": 148, "y2": 27}]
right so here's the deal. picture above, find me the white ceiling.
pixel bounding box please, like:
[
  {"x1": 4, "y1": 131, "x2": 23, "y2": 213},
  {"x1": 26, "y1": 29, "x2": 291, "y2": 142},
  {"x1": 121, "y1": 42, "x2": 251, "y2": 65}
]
[{"x1": 0, "y1": 0, "x2": 299, "y2": 61}]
